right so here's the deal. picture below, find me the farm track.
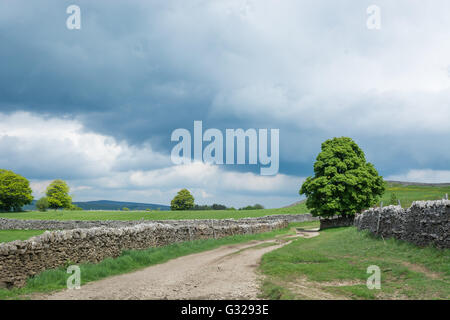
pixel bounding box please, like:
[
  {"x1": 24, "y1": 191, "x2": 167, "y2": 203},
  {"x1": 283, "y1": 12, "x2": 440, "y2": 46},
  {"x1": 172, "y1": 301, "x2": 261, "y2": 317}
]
[{"x1": 36, "y1": 234, "x2": 308, "y2": 300}]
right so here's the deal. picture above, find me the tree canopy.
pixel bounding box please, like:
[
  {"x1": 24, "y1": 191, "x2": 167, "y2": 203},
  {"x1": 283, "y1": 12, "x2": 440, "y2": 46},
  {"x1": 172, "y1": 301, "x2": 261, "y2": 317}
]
[
  {"x1": 300, "y1": 137, "x2": 385, "y2": 217},
  {"x1": 171, "y1": 188, "x2": 195, "y2": 211},
  {"x1": 0, "y1": 169, "x2": 33, "y2": 212},
  {"x1": 46, "y1": 179, "x2": 72, "y2": 210}
]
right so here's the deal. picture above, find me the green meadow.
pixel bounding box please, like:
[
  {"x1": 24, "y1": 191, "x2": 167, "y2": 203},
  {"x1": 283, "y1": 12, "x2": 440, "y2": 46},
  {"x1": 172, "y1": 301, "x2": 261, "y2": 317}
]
[
  {"x1": 0, "y1": 230, "x2": 45, "y2": 243},
  {"x1": 0, "y1": 202, "x2": 309, "y2": 221},
  {"x1": 381, "y1": 182, "x2": 450, "y2": 208},
  {"x1": 260, "y1": 227, "x2": 450, "y2": 300}
]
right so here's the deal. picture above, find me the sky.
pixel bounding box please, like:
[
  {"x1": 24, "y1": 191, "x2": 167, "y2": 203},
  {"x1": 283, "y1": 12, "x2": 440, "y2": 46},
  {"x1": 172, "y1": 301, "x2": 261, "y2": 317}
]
[{"x1": 1, "y1": 0, "x2": 449, "y2": 208}]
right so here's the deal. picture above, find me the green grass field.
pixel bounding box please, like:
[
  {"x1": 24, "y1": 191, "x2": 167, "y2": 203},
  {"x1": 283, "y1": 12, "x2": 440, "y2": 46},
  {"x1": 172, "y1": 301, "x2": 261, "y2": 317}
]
[
  {"x1": 0, "y1": 202, "x2": 309, "y2": 220},
  {"x1": 0, "y1": 181, "x2": 448, "y2": 221},
  {"x1": 0, "y1": 230, "x2": 45, "y2": 243},
  {"x1": 0, "y1": 222, "x2": 311, "y2": 300},
  {"x1": 259, "y1": 227, "x2": 450, "y2": 300},
  {"x1": 381, "y1": 182, "x2": 450, "y2": 208}
]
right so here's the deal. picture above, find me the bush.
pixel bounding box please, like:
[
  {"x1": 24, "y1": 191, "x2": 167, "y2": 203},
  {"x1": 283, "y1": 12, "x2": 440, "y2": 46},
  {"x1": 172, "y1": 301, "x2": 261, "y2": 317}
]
[
  {"x1": 300, "y1": 137, "x2": 385, "y2": 218},
  {"x1": 36, "y1": 197, "x2": 49, "y2": 212},
  {"x1": 67, "y1": 204, "x2": 83, "y2": 211},
  {"x1": 239, "y1": 204, "x2": 265, "y2": 210},
  {"x1": 0, "y1": 169, "x2": 33, "y2": 212},
  {"x1": 122, "y1": 207, "x2": 130, "y2": 211},
  {"x1": 171, "y1": 189, "x2": 194, "y2": 211}
]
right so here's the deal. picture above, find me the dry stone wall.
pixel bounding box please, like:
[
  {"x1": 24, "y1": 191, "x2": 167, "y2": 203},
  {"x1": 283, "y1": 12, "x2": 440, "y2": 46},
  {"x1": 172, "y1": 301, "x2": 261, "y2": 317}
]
[
  {"x1": 0, "y1": 213, "x2": 317, "y2": 231},
  {"x1": 0, "y1": 219, "x2": 288, "y2": 288},
  {"x1": 354, "y1": 200, "x2": 449, "y2": 248}
]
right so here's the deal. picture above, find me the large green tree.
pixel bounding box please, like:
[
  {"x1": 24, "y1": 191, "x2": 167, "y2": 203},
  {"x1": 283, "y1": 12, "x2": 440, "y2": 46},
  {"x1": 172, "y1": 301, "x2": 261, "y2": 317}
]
[
  {"x1": 0, "y1": 169, "x2": 33, "y2": 212},
  {"x1": 46, "y1": 179, "x2": 72, "y2": 210},
  {"x1": 300, "y1": 137, "x2": 385, "y2": 218},
  {"x1": 171, "y1": 188, "x2": 195, "y2": 211}
]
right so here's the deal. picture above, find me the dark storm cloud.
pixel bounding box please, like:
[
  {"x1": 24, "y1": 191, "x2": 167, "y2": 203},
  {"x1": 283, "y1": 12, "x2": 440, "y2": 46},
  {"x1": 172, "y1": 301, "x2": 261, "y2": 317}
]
[{"x1": 1, "y1": 0, "x2": 450, "y2": 183}]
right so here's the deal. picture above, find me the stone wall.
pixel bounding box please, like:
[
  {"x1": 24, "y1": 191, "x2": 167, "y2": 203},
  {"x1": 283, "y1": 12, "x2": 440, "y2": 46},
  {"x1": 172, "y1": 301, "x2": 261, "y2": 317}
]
[
  {"x1": 0, "y1": 219, "x2": 288, "y2": 288},
  {"x1": 0, "y1": 213, "x2": 317, "y2": 231},
  {"x1": 354, "y1": 200, "x2": 449, "y2": 248}
]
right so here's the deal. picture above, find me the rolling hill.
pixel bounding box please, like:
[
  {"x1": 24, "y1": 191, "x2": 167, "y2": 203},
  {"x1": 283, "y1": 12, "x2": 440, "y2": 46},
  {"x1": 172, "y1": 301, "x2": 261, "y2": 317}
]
[{"x1": 23, "y1": 200, "x2": 170, "y2": 211}]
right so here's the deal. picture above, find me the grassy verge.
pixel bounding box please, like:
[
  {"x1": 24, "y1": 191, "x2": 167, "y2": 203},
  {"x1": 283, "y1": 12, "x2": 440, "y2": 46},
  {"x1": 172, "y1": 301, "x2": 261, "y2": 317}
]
[
  {"x1": 0, "y1": 230, "x2": 45, "y2": 243},
  {"x1": 259, "y1": 227, "x2": 450, "y2": 300},
  {"x1": 0, "y1": 222, "x2": 313, "y2": 300},
  {"x1": 0, "y1": 203, "x2": 309, "y2": 221}
]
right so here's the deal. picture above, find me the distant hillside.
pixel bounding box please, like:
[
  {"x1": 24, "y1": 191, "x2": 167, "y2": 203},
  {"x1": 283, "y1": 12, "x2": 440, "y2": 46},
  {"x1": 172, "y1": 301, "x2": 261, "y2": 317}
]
[
  {"x1": 23, "y1": 200, "x2": 170, "y2": 211},
  {"x1": 385, "y1": 180, "x2": 450, "y2": 187},
  {"x1": 282, "y1": 199, "x2": 306, "y2": 208}
]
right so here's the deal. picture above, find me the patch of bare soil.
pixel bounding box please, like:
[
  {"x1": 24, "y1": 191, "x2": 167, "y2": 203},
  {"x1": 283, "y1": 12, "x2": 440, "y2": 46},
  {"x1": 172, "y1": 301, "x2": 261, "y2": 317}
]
[
  {"x1": 401, "y1": 262, "x2": 442, "y2": 280},
  {"x1": 284, "y1": 277, "x2": 352, "y2": 300}
]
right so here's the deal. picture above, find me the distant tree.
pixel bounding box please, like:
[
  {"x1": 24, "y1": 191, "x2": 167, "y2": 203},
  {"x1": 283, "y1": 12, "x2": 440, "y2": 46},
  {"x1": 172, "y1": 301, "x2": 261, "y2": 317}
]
[
  {"x1": 171, "y1": 189, "x2": 195, "y2": 211},
  {"x1": 122, "y1": 207, "x2": 130, "y2": 211},
  {"x1": 46, "y1": 180, "x2": 72, "y2": 210},
  {"x1": 145, "y1": 208, "x2": 151, "y2": 212},
  {"x1": 211, "y1": 203, "x2": 227, "y2": 210},
  {"x1": 300, "y1": 137, "x2": 385, "y2": 218},
  {"x1": 239, "y1": 204, "x2": 265, "y2": 210},
  {"x1": 67, "y1": 204, "x2": 83, "y2": 211},
  {"x1": 390, "y1": 193, "x2": 398, "y2": 206},
  {"x1": 191, "y1": 203, "x2": 228, "y2": 210},
  {"x1": 36, "y1": 197, "x2": 49, "y2": 212},
  {"x1": 0, "y1": 169, "x2": 33, "y2": 212}
]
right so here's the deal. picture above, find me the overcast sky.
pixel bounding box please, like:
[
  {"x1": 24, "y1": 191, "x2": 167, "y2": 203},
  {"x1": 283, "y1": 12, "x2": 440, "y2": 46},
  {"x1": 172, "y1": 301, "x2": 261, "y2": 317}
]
[{"x1": 1, "y1": 0, "x2": 449, "y2": 208}]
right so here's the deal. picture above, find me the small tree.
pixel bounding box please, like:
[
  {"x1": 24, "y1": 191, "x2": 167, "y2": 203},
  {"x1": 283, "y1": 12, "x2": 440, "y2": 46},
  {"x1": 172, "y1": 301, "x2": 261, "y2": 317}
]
[
  {"x1": 389, "y1": 193, "x2": 398, "y2": 205},
  {"x1": 300, "y1": 137, "x2": 385, "y2": 218},
  {"x1": 122, "y1": 207, "x2": 130, "y2": 211},
  {"x1": 36, "y1": 197, "x2": 49, "y2": 212},
  {"x1": 171, "y1": 189, "x2": 194, "y2": 211},
  {"x1": 46, "y1": 179, "x2": 72, "y2": 210},
  {"x1": 0, "y1": 169, "x2": 33, "y2": 212}
]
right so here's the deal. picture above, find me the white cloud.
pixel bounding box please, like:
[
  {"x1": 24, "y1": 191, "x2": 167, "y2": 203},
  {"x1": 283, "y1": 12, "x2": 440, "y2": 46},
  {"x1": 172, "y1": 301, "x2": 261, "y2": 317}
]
[
  {"x1": 0, "y1": 112, "x2": 170, "y2": 179},
  {"x1": 386, "y1": 169, "x2": 450, "y2": 183},
  {"x1": 0, "y1": 112, "x2": 304, "y2": 208}
]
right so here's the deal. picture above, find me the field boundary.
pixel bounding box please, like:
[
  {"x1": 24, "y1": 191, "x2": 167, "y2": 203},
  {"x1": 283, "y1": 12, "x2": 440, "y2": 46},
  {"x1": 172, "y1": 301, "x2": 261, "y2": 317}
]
[
  {"x1": 0, "y1": 213, "x2": 317, "y2": 230},
  {"x1": 0, "y1": 218, "x2": 296, "y2": 288},
  {"x1": 355, "y1": 200, "x2": 449, "y2": 248}
]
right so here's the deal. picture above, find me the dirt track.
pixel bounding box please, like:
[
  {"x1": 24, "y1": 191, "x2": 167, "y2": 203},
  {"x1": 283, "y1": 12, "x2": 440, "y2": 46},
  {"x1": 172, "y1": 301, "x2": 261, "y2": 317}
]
[{"x1": 37, "y1": 236, "x2": 301, "y2": 300}]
